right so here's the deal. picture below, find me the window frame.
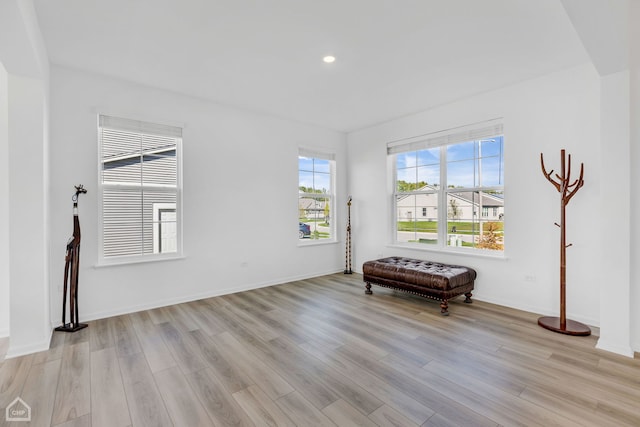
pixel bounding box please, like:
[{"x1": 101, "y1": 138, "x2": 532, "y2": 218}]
[
  {"x1": 389, "y1": 120, "x2": 504, "y2": 255},
  {"x1": 97, "y1": 114, "x2": 184, "y2": 265},
  {"x1": 298, "y1": 148, "x2": 337, "y2": 246}
]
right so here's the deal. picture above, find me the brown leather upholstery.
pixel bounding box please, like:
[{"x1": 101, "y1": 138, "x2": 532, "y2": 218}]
[{"x1": 363, "y1": 256, "x2": 476, "y2": 314}]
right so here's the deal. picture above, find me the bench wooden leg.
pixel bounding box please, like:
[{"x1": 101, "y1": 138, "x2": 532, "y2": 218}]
[
  {"x1": 464, "y1": 292, "x2": 473, "y2": 303},
  {"x1": 440, "y1": 300, "x2": 449, "y2": 316},
  {"x1": 365, "y1": 283, "x2": 373, "y2": 295}
]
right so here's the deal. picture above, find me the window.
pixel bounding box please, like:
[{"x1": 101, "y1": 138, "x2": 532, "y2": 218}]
[
  {"x1": 390, "y1": 121, "x2": 504, "y2": 252},
  {"x1": 99, "y1": 115, "x2": 182, "y2": 261},
  {"x1": 298, "y1": 148, "x2": 335, "y2": 242}
]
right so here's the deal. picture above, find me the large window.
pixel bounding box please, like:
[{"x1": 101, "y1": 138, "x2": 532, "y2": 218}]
[
  {"x1": 391, "y1": 121, "x2": 504, "y2": 252},
  {"x1": 99, "y1": 115, "x2": 182, "y2": 261},
  {"x1": 298, "y1": 148, "x2": 335, "y2": 242}
]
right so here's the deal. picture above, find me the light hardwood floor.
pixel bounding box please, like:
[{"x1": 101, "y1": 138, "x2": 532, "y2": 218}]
[{"x1": 1, "y1": 273, "x2": 639, "y2": 426}]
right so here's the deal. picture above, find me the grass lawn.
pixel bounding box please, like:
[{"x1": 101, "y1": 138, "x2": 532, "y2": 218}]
[{"x1": 398, "y1": 221, "x2": 503, "y2": 235}]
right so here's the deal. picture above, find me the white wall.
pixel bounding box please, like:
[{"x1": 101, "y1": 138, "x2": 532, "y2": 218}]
[
  {"x1": 348, "y1": 63, "x2": 602, "y2": 328},
  {"x1": 48, "y1": 66, "x2": 347, "y2": 324},
  {"x1": 0, "y1": 63, "x2": 9, "y2": 338},
  {"x1": 1, "y1": 0, "x2": 52, "y2": 358},
  {"x1": 630, "y1": 0, "x2": 640, "y2": 353},
  {"x1": 597, "y1": 71, "x2": 633, "y2": 356}
]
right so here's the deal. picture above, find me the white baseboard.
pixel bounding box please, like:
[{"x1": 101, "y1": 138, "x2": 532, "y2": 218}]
[
  {"x1": 5, "y1": 328, "x2": 52, "y2": 359},
  {"x1": 472, "y1": 293, "x2": 599, "y2": 328},
  {"x1": 51, "y1": 268, "x2": 343, "y2": 326},
  {"x1": 596, "y1": 338, "x2": 635, "y2": 358}
]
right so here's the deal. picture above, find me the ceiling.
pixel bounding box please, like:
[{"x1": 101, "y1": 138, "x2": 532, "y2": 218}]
[{"x1": 33, "y1": 0, "x2": 590, "y2": 133}]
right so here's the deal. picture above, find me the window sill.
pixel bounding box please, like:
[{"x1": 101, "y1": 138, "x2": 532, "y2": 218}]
[
  {"x1": 95, "y1": 254, "x2": 186, "y2": 268},
  {"x1": 387, "y1": 243, "x2": 507, "y2": 260},
  {"x1": 298, "y1": 239, "x2": 339, "y2": 248}
]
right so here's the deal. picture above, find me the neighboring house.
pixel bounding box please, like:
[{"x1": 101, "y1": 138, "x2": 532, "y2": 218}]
[
  {"x1": 396, "y1": 185, "x2": 504, "y2": 222},
  {"x1": 298, "y1": 196, "x2": 328, "y2": 219}
]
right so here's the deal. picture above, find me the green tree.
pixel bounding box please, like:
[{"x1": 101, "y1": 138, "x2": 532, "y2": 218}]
[
  {"x1": 323, "y1": 200, "x2": 330, "y2": 225},
  {"x1": 448, "y1": 199, "x2": 460, "y2": 220},
  {"x1": 396, "y1": 180, "x2": 428, "y2": 192}
]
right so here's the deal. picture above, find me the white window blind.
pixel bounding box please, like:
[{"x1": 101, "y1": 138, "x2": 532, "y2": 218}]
[
  {"x1": 99, "y1": 115, "x2": 182, "y2": 259},
  {"x1": 388, "y1": 119, "x2": 503, "y2": 155}
]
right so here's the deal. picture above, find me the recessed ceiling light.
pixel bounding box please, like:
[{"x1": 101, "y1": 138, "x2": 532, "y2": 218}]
[{"x1": 323, "y1": 55, "x2": 336, "y2": 63}]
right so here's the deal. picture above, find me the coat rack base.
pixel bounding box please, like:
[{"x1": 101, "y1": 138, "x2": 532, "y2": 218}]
[
  {"x1": 55, "y1": 323, "x2": 88, "y2": 333},
  {"x1": 538, "y1": 316, "x2": 591, "y2": 336}
]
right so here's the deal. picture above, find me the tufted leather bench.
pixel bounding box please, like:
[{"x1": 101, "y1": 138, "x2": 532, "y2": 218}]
[{"x1": 362, "y1": 257, "x2": 476, "y2": 315}]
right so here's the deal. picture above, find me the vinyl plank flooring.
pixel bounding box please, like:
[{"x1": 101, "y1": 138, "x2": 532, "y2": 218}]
[
  {"x1": 232, "y1": 385, "x2": 295, "y2": 427},
  {"x1": 0, "y1": 353, "x2": 33, "y2": 410},
  {"x1": 17, "y1": 358, "x2": 61, "y2": 427},
  {"x1": 210, "y1": 331, "x2": 294, "y2": 400},
  {"x1": 322, "y1": 399, "x2": 379, "y2": 427},
  {"x1": 185, "y1": 368, "x2": 255, "y2": 427},
  {"x1": 154, "y1": 366, "x2": 213, "y2": 426},
  {"x1": 157, "y1": 321, "x2": 206, "y2": 374},
  {"x1": 367, "y1": 404, "x2": 419, "y2": 427},
  {"x1": 53, "y1": 413, "x2": 91, "y2": 427},
  {"x1": 110, "y1": 315, "x2": 142, "y2": 358},
  {"x1": 299, "y1": 340, "x2": 434, "y2": 425},
  {"x1": 90, "y1": 347, "x2": 131, "y2": 427},
  {"x1": 129, "y1": 312, "x2": 176, "y2": 373},
  {"x1": 88, "y1": 318, "x2": 114, "y2": 352},
  {"x1": 32, "y1": 331, "x2": 66, "y2": 365},
  {"x1": 119, "y1": 353, "x2": 173, "y2": 427},
  {"x1": 275, "y1": 391, "x2": 337, "y2": 427},
  {"x1": 0, "y1": 272, "x2": 638, "y2": 427},
  {"x1": 51, "y1": 342, "x2": 90, "y2": 426}
]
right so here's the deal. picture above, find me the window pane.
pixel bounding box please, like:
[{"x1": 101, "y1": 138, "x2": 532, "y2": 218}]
[
  {"x1": 447, "y1": 141, "x2": 474, "y2": 162},
  {"x1": 479, "y1": 136, "x2": 503, "y2": 157},
  {"x1": 417, "y1": 148, "x2": 439, "y2": 167},
  {"x1": 142, "y1": 152, "x2": 177, "y2": 185},
  {"x1": 103, "y1": 188, "x2": 143, "y2": 257},
  {"x1": 313, "y1": 158, "x2": 330, "y2": 174},
  {"x1": 417, "y1": 165, "x2": 439, "y2": 188},
  {"x1": 447, "y1": 158, "x2": 476, "y2": 188},
  {"x1": 299, "y1": 170, "x2": 314, "y2": 190},
  {"x1": 313, "y1": 171, "x2": 331, "y2": 193},
  {"x1": 397, "y1": 168, "x2": 416, "y2": 191},
  {"x1": 101, "y1": 129, "x2": 141, "y2": 159},
  {"x1": 100, "y1": 115, "x2": 181, "y2": 260},
  {"x1": 144, "y1": 191, "x2": 176, "y2": 254},
  {"x1": 479, "y1": 156, "x2": 503, "y2": 186},
  {"x1": 397, "y1": 148, "x2": 439, "y2": 191},
  {"x1": 396, "y1": 194, "x2": 438, "y2": 244},
  {"x1": 103, "y1": 156, "x2": 141, "y2": 185},
  {"x1": 141, "y1": 134, "x2": 176, "y2": 153},
  {"x1": 396, "y1": 151, "x2": 416, "y2": 169},
  {"x1": 298, "y1": 156, "x2": 314, "y2": 172},
  {"x1": 298, "y1": 195, "x2": 332, "y2": 240}
]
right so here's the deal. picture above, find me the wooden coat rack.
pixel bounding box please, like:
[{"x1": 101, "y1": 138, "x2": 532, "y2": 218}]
[{"x1": 539, "y1": 150, "x2": 590, "y2": 336}]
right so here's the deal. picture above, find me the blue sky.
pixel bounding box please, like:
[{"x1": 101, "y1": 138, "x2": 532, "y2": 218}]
[
  {"x1": 396, "y1": 137, "x2": 504, "y2": 189},
  {"x1": 299, "y1": 157, "x2": 331, "y2": 191}
]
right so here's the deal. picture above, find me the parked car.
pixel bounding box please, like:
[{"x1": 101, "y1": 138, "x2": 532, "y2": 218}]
[{"x1": 299, "y1": 222, "x2": 311, "y2": 238}]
